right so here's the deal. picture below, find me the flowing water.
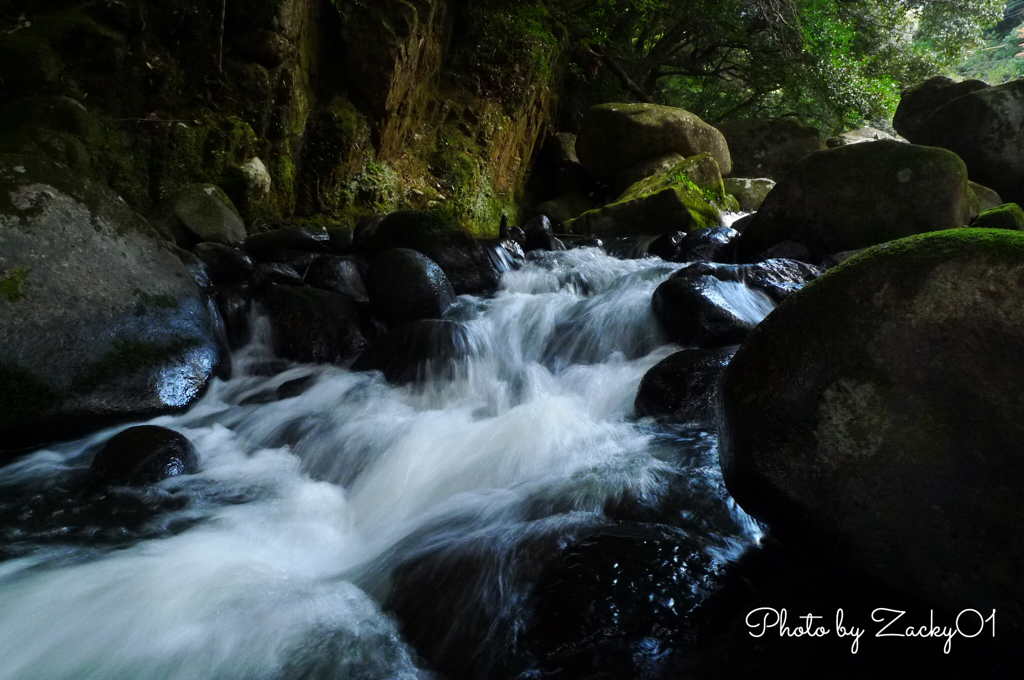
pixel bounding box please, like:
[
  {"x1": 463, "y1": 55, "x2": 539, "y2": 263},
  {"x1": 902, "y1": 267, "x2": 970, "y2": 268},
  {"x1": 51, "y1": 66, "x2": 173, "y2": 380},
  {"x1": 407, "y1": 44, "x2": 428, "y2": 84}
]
[{"x1": 0, "y1": 248, "x2": 767, "y2": 680}]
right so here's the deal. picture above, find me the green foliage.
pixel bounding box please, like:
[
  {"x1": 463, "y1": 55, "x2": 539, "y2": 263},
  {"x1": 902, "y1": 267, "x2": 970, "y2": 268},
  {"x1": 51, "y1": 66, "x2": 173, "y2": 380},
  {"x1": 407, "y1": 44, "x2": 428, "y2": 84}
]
[
  {"x1": 0, "y1": 267, "x2": 28, "y2": 302},
  {"x1": 548, "y1": 0, "x2": 1003, "y2": 133},
  {"x1": 957, "y1": 17, "x2": 1024, "y2": 83}
]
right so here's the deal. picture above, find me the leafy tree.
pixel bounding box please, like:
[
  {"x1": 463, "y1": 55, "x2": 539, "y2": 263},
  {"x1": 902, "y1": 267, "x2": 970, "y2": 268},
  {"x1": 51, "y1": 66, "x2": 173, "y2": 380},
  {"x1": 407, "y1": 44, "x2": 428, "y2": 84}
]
[{"x1": 549, "y1": 0, "x2": 1004, "y2": 132}]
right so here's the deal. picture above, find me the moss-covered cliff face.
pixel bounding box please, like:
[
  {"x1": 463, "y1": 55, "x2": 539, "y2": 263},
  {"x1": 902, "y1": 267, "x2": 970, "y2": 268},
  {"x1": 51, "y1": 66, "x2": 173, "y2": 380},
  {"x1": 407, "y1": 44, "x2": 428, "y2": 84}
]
[{"x1": 0, "y1": 0, "x2": 564, "y2": 236}]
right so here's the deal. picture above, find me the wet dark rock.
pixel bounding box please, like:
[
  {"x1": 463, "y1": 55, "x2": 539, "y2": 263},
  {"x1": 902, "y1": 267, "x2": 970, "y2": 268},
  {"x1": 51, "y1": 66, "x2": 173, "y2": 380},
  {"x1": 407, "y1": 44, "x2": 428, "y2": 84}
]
[
  {"x1": 742, "y1": 259, "x2": 823, "y2": 303},
  {"x1": 366, "y1": 211, "x2": 500, "y2": 295},
  {"x1": 529, "y1": 524, "x2": 717, "y2": 662},
  {"x1": 262, "y1": 284, "x2": 372, "y2": 365},
  {"x1": 305, "y1": 256, "x2": 368, "y2": 302},
  {"x1": 652, "y1": 269, "x2": 771, "y2": 348},
  {"x1": 729, "y1": 213, "x2": 755, "y2": 234},
  {"x1": 259, "y1": 249, "x2": 322, "y2": 271},
  {"x1": 192, "y1": 243, "x2": 255, "y2": 285},
  {"x1": 634, "y1": 349, "x2": 733, "y2": 426},
  {"x1": 0, "y1": 154, "x2": 224, "y2": 453},
  {"x1": 365, "y1": 249, "x2": 456, "y2": 329},
  {"x1": 240, "y1": 374, "x2": 317, "y2": 405},
  {"x1": 253, "y1": 262, "x2": 304, "y2": 288},
  {"x1": 893, "y1": 76, "x2": 989, "y2": 143},
  {"x1": 208, "y1": 285, "x2": 252, "y2": 350},
  {"x1": 606, "y1": 235, "x2": 656, "y2": 260},
  {"x1": 89, "y1": 426, "x2": 199, "y2": 487},
  {"x1": 522, "y1": 214, "x2": 557, "y2": 252},
  {"x1": 681, "y1": 227, "x2": 739, "y2": 263},
  {"x1": 245, "y1": 226, "x2": 331, "y2": 260},
  {"x1": 353, "y1": 216, "x2": 382, "y2": 249},
  {"x1": 647, "y1": 231, "x2": 685, "y2": 261},
  {"x1": 351, "y1": 320, "x2": 473, "y2": 385},
  {"x1": 172, "y1": 246, "x2": 212, "y2": 287},
  {"x1": 326, "y1": 226, "x2": 354, "y2": 254},
  {"x1": 719, "y1": 228, "x2": 1024, "y2": 636}
]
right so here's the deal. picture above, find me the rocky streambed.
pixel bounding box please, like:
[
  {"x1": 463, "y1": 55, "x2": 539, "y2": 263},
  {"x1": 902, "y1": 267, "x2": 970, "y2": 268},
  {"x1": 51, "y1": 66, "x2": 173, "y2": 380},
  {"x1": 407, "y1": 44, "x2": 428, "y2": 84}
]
[{"x1": 3, "y1": 85, "x2": 1024, "y2": 679}]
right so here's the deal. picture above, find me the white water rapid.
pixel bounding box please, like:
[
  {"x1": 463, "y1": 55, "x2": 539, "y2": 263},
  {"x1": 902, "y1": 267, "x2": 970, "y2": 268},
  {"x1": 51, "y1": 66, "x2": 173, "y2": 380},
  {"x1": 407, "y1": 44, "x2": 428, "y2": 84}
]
[{"x1": 0, "y1": 247, "x2": 764, "y2": 680}]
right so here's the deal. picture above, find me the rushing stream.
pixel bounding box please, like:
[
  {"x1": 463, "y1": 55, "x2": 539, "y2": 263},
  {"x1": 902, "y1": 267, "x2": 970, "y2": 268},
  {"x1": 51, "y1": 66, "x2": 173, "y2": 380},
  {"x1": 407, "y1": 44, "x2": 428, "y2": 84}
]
[{"x1": 0, "y1": 247, "x2": 766, "y2": 680}]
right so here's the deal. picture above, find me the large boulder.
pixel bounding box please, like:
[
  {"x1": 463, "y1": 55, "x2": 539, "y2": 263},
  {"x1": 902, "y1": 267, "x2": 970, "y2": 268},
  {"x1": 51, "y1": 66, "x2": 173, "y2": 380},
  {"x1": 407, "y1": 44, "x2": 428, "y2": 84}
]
[
  {"x1": 718, "y1": 229, "x2": 1024, "y2": 632},
  {"x1": 365, "y1": 210, "x2": 499, "y2": 295},
  {"x1": 915, "y1": 79, "x2": 1024, "y2": 206},
  {"x1": 734, "y1": 141, "x2": 977, "y2": 262},
  {"x1": 575, "y1": 103, "x2": 732, "y2": 182},
  {"x1": 892, "y1": 75, "x2": 989, "y2": 143},
  {"x1": 0, "y1": 154, "x2": 224, "y2": 453},
  {"x1": 716, "y1": 118, "x2": 826, "y2": 181},
  {"x1": 565, "y1": 154, "x2": 731, "y2": 239},
  {"x1": 971, "y1": 203, "x2": 1024, "y2": 231}
]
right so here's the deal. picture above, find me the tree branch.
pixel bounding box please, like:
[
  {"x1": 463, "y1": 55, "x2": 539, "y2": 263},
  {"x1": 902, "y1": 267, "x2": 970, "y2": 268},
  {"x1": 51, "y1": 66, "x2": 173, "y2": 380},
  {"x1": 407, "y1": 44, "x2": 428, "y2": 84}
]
[{"x1": 591, "y1": 44, "x2": 655, "y2": 103}]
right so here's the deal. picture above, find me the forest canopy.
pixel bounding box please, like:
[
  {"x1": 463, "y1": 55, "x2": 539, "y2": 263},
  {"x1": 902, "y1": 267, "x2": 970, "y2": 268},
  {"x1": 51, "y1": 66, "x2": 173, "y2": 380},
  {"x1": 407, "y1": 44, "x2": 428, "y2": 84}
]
[{"x1": 540, "y1": 0, "x2": 1006, "y2": 132}]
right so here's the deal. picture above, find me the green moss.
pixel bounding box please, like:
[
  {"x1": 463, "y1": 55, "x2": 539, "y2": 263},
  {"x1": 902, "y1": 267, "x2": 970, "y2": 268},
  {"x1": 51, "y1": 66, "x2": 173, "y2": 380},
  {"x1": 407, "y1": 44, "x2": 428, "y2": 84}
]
[
  {"x1": 0, "y1": 364, "x2": 62, "y2": 429},
  {"x1": 0, "y1": 267, "x2": 28, "y2": 302},
  {"x1": 971, "y1": 203, "x2": 1024, "y2": 232}
]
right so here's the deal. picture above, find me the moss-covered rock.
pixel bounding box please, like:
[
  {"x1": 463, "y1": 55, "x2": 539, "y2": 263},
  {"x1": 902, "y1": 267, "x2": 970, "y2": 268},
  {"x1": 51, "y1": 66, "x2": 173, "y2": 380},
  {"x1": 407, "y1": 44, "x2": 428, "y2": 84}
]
[
  {"x1": 893, "y1": 76, "x2": 989, "y2": 143},
  {"x1": 719, "y1": 227, "x2": 1024, "y2": 634},
  {"x1": 154, "y1": 183, "x2": 247, "y2": 248},
  {"x1": 611, "y1": 152, "x2": 684, "y2": 197},
  {"x1": 716, "y1": 118, "x2": 826, "y2": 182},
  {"x1": 575, "y1": 103, "x2": 732, "y2": 183},
  {"x1": 734, "y1": 140, "x2": 977, "y2": 261},
  {"x1": 565, "y1": 154, "x2": 730, "y2": 239},
  {"x1": 971, "y1": 203, "x2": 1024, "y2": 231},
  {"x1": 0, "y1": 154, "x2": 223, "y2": 453},
  {"x1": 916, "y1": 79, "x2": 1024, "y2": 206}
]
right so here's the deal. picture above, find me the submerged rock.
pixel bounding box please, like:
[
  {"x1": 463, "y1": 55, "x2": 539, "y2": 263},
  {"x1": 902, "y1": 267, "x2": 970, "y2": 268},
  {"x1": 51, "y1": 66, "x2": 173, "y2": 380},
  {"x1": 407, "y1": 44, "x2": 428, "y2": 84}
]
[
  {"x1": 734, "y1": 141, "x2": 977, "y2": 261},
  {"x1": 680, "y1": 227, "x2": 740, "y2": 263},
  {"x1": 634, "y1": 349, "x2": 733, "y2": 427},
  {"x1": 0, "y1": 154, "x2": 224, "y2": 453},
  {"x1": 351, "y1": 319, "x2": 473, "y2": 385},
  {"x1": 364, "y1": 248, "x2": 456, "y2": 329},
  {"x1": 719, "y1": 228, "x2": 1024, "y2": 633},
  {"x1": 89, "y1": 425, "x2": 199, "y2": 487},
  {"x1": 575, "y1": 103, "x2": 732, "y2": 182}
]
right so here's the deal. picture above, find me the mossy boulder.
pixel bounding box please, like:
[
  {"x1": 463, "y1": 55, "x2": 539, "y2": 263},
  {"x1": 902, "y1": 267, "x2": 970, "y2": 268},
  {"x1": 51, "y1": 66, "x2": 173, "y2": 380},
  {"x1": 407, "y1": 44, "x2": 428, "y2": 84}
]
[
  {"x1": 971, "y1": 203, "x2": 1024, "y2": 231},
  {"x1": 564, "y1": 154, "x2": 730, "y2": 239},
  {"x1": 366, "y1": 210, "x2": 499, "y2": 295},
  {"x1": 611, "y1": 152, "x2": 685, "y2": 197},
  {"x1": 893, "y1": 76, "x2": 990, "y2": 143},
  {"x1": 0, "y1": 154, "x2": 223, "y2": 453},
  {"x1": 716, "y1": 118, "x2": 826, "y2": 181},
  {"x1": 719, "y1": 228, "x2": 1024, "y2": 633},
  {"x1": 916, "y1": 79, "x2": 1024, "y2": 206},
  {"x1": 723, "y1": 177, "x2": 775, "y2": 212},
  {"x1": 734, "y1": 141, "x2": 977, "y2": 262},
  {"x1": 575, "y1": 103, "x2": 732, "y2": 182}
]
